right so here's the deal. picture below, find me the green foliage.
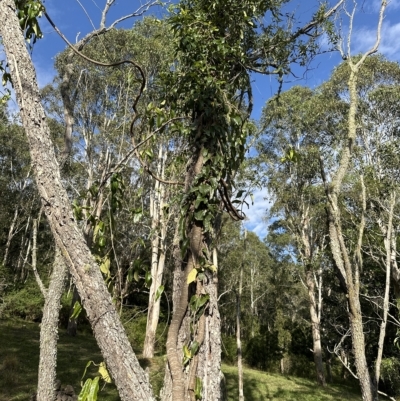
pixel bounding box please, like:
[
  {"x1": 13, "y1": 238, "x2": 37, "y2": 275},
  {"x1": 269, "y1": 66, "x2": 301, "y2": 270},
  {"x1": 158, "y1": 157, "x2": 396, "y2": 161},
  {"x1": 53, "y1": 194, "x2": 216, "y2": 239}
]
[
  {"x1": 0, "y1": 61, "x2": 12, "y2": 104},
  {"x1": 380, "y1": 357, "x2": 400, "y2": 396},
  {"x1": 194, "y1": 376, "x2": 202, "y2": 400},
  {"x1": 15, "y1": 0, "x2": 44, "y2": 44},
  {"x1": 78, "y1": 360, "x2": 112, "y2": 401},
  {"x1": 221, "y1": 334, "x2": 238, "y2": 365},
  {"x1": 2, "y1": 281, "x2": 44, "y2": 321},
  {"x1": 245, "y1": 332, "x2": 282, "y2": 371},
  {"x1": 71, "y1": 301, "x2": 83, "y2": 320},
  {"x1": 78, "y1": 377, "x2": 100, "y2": 401},
  {"x1": 122, "y1": 312, "x2": 167, "y2": 355}
]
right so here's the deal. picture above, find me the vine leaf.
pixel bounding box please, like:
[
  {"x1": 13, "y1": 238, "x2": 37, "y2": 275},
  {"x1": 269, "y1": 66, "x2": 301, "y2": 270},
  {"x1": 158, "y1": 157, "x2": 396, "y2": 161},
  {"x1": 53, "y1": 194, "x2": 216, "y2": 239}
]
[
  {"x1": 187, "y1": 268, "x2": 198, "y2": 284},
  {"x1": 155, "y1": 285, "x2": 164, "y2": 301}
]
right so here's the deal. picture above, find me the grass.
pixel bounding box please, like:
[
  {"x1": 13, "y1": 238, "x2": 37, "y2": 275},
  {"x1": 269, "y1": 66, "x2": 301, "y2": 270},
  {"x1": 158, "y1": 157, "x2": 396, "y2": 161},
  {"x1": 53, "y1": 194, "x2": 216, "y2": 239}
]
[
  {"x1": 223, "y1": 364, "x2": 361, "y2": 401},
  {"x1": 0, "y1": 318, "x2": 361, "y2": 401}
]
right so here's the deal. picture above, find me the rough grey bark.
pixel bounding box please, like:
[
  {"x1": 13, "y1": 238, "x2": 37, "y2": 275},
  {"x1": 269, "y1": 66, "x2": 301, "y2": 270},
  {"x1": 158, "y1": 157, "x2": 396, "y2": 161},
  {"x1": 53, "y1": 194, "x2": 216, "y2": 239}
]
[
  {"x1": 37, "y1": 248, "x2": 68, "y2": 401},
  {"x1": 162, "y1": 150, "x2": 223, "y2": 401},
  {"x1": 0, "y1": 2, "x2": 154, "y2": 399},
  {"x1": 31, "y1": 218, "x2": 48, "y2": 298}
]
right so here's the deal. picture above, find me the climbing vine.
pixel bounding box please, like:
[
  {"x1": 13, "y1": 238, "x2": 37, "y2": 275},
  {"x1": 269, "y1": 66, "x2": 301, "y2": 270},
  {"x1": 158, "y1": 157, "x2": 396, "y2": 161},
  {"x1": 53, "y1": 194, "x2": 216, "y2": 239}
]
[{"x1": 161, "y1": 1, "x2": 340, "y2": 400}]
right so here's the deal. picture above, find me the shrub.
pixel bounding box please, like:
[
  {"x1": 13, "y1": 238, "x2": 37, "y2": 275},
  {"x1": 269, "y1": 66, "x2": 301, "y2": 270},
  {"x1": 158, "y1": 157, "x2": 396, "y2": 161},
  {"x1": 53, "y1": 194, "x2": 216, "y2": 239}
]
[
  {"x1": 3, "y1": 281, "x2": 44, "y2": 321},
  {"x1": 381, "y1": 357, "x2": 400, "y2": 396},
  {"x1": 221, "y1": 335, "x2": 238, "y2": 365},
  {"x1": 287, "y1": 354, "x2": 315, "y2": 379},
  {"x1": 122, "y1": 309, "x2": 167, "y2": 355},
  {"x1": 245, "y1": 332, "x2": 282, "y2": 371}
]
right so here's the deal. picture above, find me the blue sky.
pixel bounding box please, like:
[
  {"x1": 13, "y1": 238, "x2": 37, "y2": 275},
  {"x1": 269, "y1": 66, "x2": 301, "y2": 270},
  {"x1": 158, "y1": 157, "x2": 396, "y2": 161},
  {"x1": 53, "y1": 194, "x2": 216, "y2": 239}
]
[{"x1": 3, "y1": 0, "x2": 400, "y2": 239}]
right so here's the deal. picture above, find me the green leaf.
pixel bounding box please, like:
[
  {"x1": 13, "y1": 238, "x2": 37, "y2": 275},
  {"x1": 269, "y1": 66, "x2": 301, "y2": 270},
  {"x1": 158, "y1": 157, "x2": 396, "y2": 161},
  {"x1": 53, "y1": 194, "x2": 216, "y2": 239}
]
[
  {"x1": 197, "y1": 294, "x2": 209, "y2": 309},
  {"x1": 194, "y1": 209, "x2": 206, "y2": 221},
  {"x1": 100, "y1": 257, "x2": 110, "y2": 276},
  {"x1": 155, "y1": 285, "x2": 164, "y2": 301},
  {"x1": 183, "y1": 344, "x2": 192, "y2": 359},
  {"x1": 98, "y1": 236, "x2": 106, "y2": 248},
  {"x1": 87, "y1": 376, "x2": 100, "y2": 400},
  {"x1": 80, "y1": 360, "x2": 95, "y2": 386},
  {"x1": 145, "y1": 271, "x2": 152, "y2": 287},
  {"x1": 195, "y1": 377, "x2": 203, "y2": 400},
  {"x1": 134, "y1": 270, "x2": 140, "y2": 282},
  {"x1": 190, "y1": 341, "x2": 200, "y2": 355},
  {"x1": 78, "y1": 378, "x2": 92, "y2": 401},
  {"x1": 70, "y1": 301, "x2": 82, "y2": 320},
  {"x1": 190, "y1": 294, "x2": 210, "y2": 312}
]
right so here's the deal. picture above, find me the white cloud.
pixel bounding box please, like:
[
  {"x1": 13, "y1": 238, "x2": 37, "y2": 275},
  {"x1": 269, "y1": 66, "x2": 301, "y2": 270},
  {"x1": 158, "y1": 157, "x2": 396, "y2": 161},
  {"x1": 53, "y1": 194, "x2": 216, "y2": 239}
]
[
  {"x1": 351, "y1": 20, "x2": 400, "y2": 60},
  {"x1": 243, "y1": 188, "x2": 271, "y2": 239}
]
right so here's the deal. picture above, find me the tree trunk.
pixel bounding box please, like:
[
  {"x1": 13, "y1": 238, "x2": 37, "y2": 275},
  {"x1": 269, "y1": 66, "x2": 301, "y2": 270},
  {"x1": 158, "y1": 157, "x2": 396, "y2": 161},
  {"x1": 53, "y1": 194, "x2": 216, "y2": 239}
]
[
  {"x1": 143, "y1": 145, "x2": 168, "y2": 358},
  {"x1": 319, "y1": 17, "x2": 387, "y2": 391},
  {"x1": 374, "y1": 193, "x2": 395, "y2": 387},
  {"x1": 350, "y1": 305, "x2": 375, "y2": 401},
  {"x1": 0, "y1": 3, "x2": 154, "y2": 399},
  {"x1": 2, "y1": 207, "x2": 19, "y2": 267},
  {"x1": 162, "y1": 150, "x2": 223, "y2": 401},
  {"x1": 236, "y1": 230, "x2": 245, "y2": 401},
  {"x1": 325, "y1": 354, "x2": 332, "y2": 384},
  {"x1": 37, "y1": 248, "x2": 68, "y2": 401},
  {"x1": 306, "y1": 269, "x2": 326, "y2": 386}
]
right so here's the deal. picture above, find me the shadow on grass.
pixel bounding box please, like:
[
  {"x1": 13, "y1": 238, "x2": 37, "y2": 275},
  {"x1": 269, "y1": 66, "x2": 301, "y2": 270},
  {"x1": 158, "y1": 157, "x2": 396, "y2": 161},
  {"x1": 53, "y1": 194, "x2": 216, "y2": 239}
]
[
  {"x1": 0, "y1": 320, "x2": 41, "y2": 400},
  {"x1": 0, "y1": 319, "x2": 167, "y2": 401},
  {"x1": 1, "y1": 319, "x2": 361, "y2": 401},
  {"x1": 223, "y1": 364, "x2": 361, "y2": 401},
  {"x1": 0, "y1": 319, "x2": 119, "y2": 401}
]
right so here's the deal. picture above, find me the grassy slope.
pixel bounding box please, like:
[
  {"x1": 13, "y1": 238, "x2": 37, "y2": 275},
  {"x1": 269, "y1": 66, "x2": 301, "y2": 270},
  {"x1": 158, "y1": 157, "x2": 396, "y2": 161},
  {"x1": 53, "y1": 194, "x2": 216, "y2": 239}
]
[
  {"x1": 223, "y1": 365, "x2": 361, "y2": 401},
  {"x1": 0, "y1": 319, "x2": 361, "y2": 401}
]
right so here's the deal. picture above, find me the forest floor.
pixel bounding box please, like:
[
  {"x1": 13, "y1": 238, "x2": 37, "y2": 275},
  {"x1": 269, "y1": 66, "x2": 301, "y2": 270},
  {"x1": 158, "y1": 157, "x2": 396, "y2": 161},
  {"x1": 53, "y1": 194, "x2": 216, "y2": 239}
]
[{"x1": 0, "y1": 318, "x2": 361, "y2": 401}]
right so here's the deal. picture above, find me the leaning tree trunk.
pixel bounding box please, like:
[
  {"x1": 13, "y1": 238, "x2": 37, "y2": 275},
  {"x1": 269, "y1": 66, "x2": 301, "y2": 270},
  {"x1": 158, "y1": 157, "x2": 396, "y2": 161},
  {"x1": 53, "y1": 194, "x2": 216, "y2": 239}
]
[
  {"x1": 2, "y1": 207, "x2": 19, "y2": 267},
  {"x1": 0, "y1": 3, "x2": 154, "y2": 400}
]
